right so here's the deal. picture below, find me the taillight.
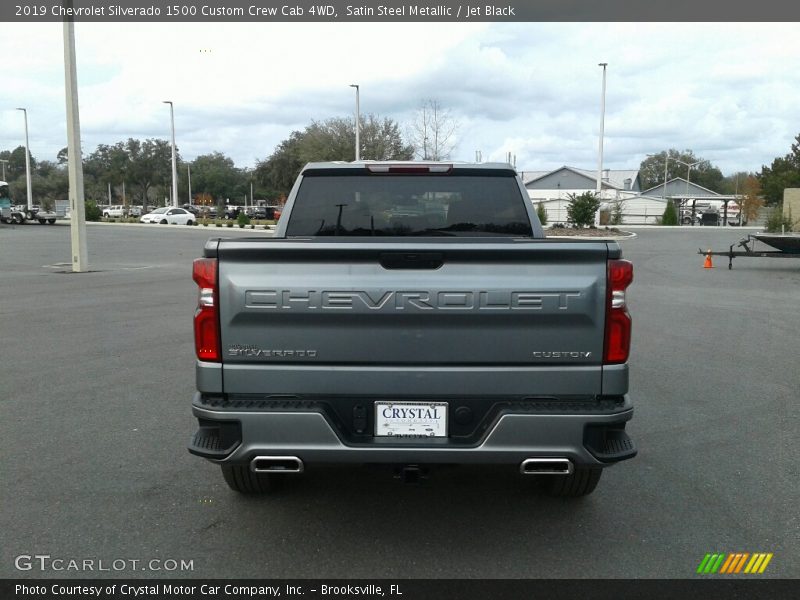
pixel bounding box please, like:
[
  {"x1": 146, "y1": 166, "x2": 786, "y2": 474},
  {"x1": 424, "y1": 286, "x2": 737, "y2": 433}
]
[
  {"x1": 193, "y1": 258, "x2": 220, "y2": 362},
  {"x1": 603, "y1": 259, "x2": 633, "y2": 364}
]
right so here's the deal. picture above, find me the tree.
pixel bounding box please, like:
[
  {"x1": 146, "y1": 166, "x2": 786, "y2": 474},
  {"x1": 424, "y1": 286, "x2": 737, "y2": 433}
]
[
  {"x1": 566, "y1": 192, "x2": 600, "y2": 228},
  {"x1": 360, "y1": 115, "x2": 414, "y2": 161},
  {"x1": 536, "y1": 202, "x2": 547, "y2": 226},
  {"x1": 610, "y1": 199, "x2": 625, "y2": 225},
  {"x1": 758, "y1": 133, "x2": 800, "y2": 205},
  {"x1": 32, "y1": 161, "x2": 68, "y2": 204},
  {"x1": 256, "y1": 115, "x2": 413, "y2": 197},
  {"x1": 186, "y1": 152, "x2": 244, "y2": 203},
  {"x1": 124, "y1": 138, "x2": 174, "y2": 205},
  {"x1": 255, "y1": 131, "x2": 304, "y2": 198},
  {"x1": 407, "y1": 99, "x2": 459, "y2": 160},
  {"x1": 739, "y1": 175, "x2": 764, "y2": 223},
  {"x1": 85, "y1": 142, "x2": 131, "y2": 204},
  {"x1": 639, "y1": 149, "x2": 724, "y2": 193},
  {"x1": 661, "y1": 200, "x2": 678, "y2": 225}
]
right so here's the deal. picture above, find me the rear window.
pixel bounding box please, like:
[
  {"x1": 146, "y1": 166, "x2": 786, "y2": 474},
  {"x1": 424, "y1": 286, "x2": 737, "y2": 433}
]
[{"x1": 285, "y1": 172, "x2": 533, "y2": 237}]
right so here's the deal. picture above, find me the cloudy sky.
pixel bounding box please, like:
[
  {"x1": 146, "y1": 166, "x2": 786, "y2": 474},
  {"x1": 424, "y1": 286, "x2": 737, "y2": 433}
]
[{"x1": 2, "y1": 21, "x2": 799, "y2": 175}]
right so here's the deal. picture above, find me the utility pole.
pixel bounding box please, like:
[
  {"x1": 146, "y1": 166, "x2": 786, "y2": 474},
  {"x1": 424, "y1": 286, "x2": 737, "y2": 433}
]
[{"x1": 187, "y1": 164, "x2": 192, "y2": 205}]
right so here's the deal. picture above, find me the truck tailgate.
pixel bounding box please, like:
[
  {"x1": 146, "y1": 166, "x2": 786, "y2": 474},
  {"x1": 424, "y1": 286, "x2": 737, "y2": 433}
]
[{"x1": 213, "y1": 239, "x2": 613, "y2": 397}]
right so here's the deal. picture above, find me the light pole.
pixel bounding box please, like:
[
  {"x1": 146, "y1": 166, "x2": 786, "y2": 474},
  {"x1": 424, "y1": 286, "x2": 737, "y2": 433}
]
[
  {"x1": 595, "y1": 63, "x2": 608, "y2": 226},
  {"x1": 187, "y1": 164, "x2": 192, "y2": 205},
  {"x1": 673, "y1": 158, "x2": 702, "y2": 225},
  {"x1": 63, "y1": 11, "x2": 88, "y2": 272},
  {"x1": 349, "y1": 84, "x2": 360, "y2": 161},
  {"x1": 0, "y1": 159, "x2": 8, "y2": 180},
  {"x1": 163, "y1": 100, "x2": 178, "y2": 207},
  {"x1": 16, "y1": 108, "x2": 33, "y2": 210}
]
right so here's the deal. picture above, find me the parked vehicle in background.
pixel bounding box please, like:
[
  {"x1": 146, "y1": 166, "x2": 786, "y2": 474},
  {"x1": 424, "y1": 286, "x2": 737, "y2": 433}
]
[
  {"x1": 182, "y1": 204, "x2": 203, "y2": 215},
  {"x1": 128, "y1": 205, "x2": 143, "y2": 218},
  {"x1": 246, "y1": 205, "x2": 284, "y2": 219},
  {"x1": 140, "y1": 207, "x2": 195, "y2": 225},
  {"x1": 103, "y1": 205, "x2": 126, "y2": 218},
  {"x1": 223, "y1": 205, "x2": 242, "y2": 220},
  {"x1": 189, "y1": 161, "x2": 637, "y2": 497},
  {"x1": 246, "y1": 206, "x2": 267, "y2": 219}
]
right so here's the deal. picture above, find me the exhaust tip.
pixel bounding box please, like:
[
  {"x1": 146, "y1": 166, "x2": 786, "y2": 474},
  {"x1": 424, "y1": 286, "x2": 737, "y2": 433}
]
[
  {"x1": 520, "y1": 458, "x2": 573, "y2": 475},
  {"x1": 251, "y1": 456, "x2": 304, "y2": 473}
]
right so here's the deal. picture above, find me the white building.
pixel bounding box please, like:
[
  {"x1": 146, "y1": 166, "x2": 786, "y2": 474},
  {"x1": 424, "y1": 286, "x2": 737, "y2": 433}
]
[{"x1": 521, "y1": 166, "x2": 740, "y2": 225}]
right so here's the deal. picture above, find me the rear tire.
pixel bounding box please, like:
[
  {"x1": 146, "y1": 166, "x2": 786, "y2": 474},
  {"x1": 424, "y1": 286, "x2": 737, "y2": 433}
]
[
  {"x1": 48, "y1": 219, "x2": 56, "y2": 224},
  {"x1": 221, "y1": 464, "x2": 279, "y2": 494},
  {"x1": 38, "y1": 219, "x2": 46, "y2": 224},
  {"x1": 186, "y1": 219, "x2": 194, "y2": 226},
  {"x1": 160, "y1": 219, "x2": 168, "y2": 224},
  {"x1": 542, "y1": 467, "x2": 602, "y2": 497}
]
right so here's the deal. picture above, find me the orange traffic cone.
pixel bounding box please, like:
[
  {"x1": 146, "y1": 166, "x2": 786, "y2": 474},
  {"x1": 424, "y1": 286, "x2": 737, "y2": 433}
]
[{"x1": 704, "y1": 249, "x2": 714, "y2": 269}]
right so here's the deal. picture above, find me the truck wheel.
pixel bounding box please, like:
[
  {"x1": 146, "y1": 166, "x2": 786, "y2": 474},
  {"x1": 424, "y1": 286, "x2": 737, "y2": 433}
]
[
  {"x1": 543, "y1": 467, "x2": 602, "y2": 497},
  {"x1": 48, "y1": 219, "x2": 56, "y2": 224},
  {"x1": 221, "y1": 464, "x2": 279, "y2": 494},
  {"x1": 38, "y1": 219, "x2": 46, "y2": 224},
  {"x1": 12, "y1": 214, "x2": 23, "y2": 224}
]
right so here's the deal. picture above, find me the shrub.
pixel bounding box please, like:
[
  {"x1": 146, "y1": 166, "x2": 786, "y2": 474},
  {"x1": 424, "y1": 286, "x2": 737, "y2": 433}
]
[
  {"x1": 566, "y1": 192, "x2": 601, "y2": 228},
  {"x1": 765, "y1": 205, "x2": 794, "y2": 233},
  {"x1": 84, "y1": 201, "x2": 102, "y2": 221},
  {"x1": 226, "y1": 222, "x2": 234, "y2": 228},
  {"x1": 610, "y1": 200, "x2": 625, "y2": 225},
  {"x1": 662, "y1": 200, "x2": 678, "y2": 226},
  {"x1": 536, "y1": 202, "x2": 547, "y2": 226},
  {"x1": 237, "y1": 211, "x2": 250, "y2": 228},
  {"x1": 215, "y1": 222, "x2": 222, "y2": 227}
]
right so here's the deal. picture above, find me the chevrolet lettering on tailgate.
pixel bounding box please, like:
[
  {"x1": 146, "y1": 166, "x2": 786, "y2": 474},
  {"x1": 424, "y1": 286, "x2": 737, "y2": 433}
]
[{"x1": 244, "y1": 289, "x2": 583, "y2": 311}]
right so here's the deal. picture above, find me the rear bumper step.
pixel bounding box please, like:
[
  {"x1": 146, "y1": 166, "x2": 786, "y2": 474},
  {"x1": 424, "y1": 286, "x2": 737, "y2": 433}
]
[{"x1": 189, "y1": 394, "x2": 635, "y2": 468}]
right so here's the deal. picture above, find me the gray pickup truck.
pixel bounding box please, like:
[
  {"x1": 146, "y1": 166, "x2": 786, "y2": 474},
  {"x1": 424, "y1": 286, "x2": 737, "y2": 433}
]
[{"x1": 189, "y1": 162, "x2": 636, "y2": 496}]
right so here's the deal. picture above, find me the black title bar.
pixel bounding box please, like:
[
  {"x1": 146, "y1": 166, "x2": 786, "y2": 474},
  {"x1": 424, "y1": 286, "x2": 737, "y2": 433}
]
[
  {"x1": 3, "y1": 579, "x2": 799, "y2": 600},
  {"x1": 3, "y1": 0, "x2": 800, "y2": 22}
]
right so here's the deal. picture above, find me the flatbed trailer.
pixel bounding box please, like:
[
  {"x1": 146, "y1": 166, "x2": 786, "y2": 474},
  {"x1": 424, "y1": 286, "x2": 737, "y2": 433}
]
[
  {"x1": 4, "y1": 205, "x2": 58, "y2": 225},
  {"x1": 699, "y1": 233, "x2": 800, "y2": 269}
]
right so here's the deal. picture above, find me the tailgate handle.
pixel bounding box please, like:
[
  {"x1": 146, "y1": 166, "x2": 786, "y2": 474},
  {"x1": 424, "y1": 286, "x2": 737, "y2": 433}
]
[{"x1": 379, "y1": 252, "x2": 444, "y2": 270}]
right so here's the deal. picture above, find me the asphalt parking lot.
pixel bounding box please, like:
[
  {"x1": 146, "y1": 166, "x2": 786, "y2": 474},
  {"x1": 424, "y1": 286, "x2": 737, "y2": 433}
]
[{"x1": 1, "y1": 223, "x2": 798, "y2": 579}]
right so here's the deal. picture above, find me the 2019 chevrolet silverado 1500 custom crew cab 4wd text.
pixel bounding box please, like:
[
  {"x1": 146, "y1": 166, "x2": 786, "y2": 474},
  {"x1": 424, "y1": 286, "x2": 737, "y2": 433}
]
[{"x1": 188, "y1": 162, "x2": 636, "y2": 496}]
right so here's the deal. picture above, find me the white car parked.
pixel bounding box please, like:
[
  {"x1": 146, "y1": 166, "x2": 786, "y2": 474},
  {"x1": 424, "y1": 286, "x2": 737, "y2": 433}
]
[{"x1": 140, "y1": 207, "x2": 196, "y2": 225}]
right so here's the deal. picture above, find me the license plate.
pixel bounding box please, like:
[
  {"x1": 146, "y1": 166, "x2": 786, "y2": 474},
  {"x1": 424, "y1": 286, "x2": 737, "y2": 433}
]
[{"x1": 374, "y1": 402, "x2": 448, "y2": 437}]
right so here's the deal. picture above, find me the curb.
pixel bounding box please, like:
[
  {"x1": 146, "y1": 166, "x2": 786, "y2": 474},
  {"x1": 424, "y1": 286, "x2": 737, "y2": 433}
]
[{"x1": 82, "y1": 221, "x2": 276, "y2": 233}]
